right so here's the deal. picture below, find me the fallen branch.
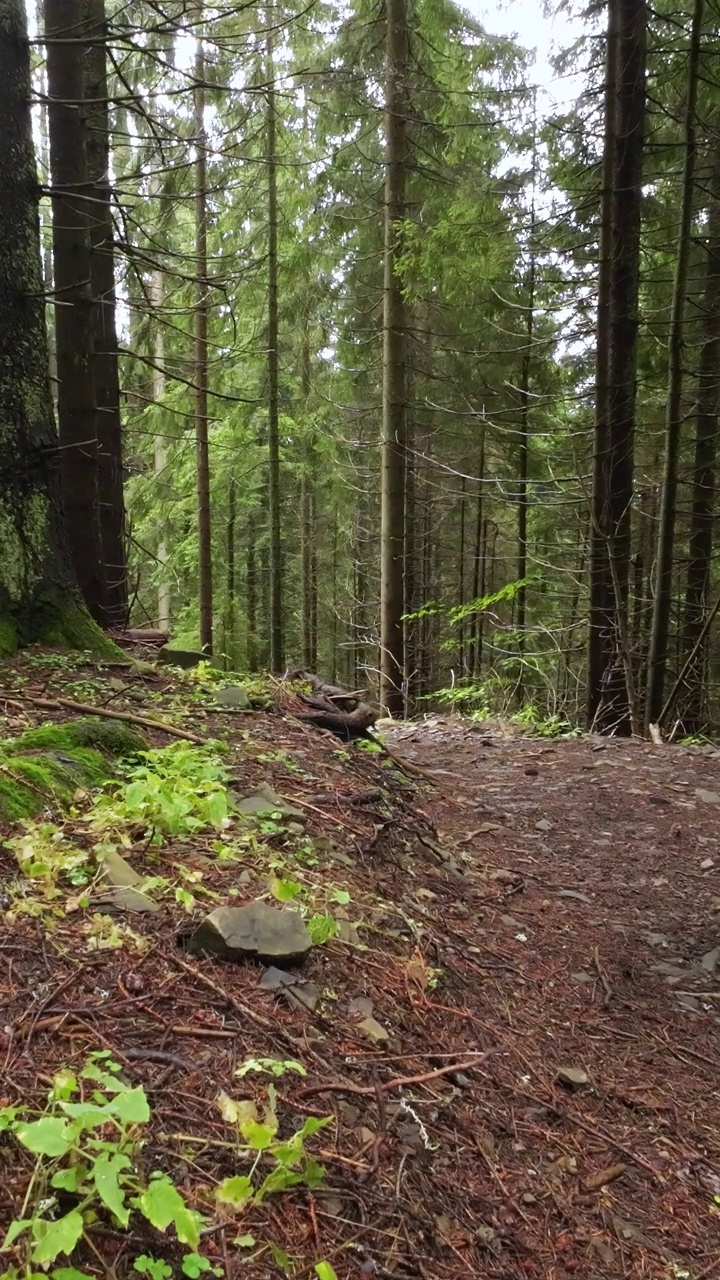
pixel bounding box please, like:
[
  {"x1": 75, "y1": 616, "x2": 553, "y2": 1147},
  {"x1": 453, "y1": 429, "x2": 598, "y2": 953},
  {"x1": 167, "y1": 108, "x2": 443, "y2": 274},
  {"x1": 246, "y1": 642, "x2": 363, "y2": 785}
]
[
  {"x1": 2, "y1": 692, "x2": 207, "y2": 744},
  {"x1": 295, "y1": 1056, "x2": 489, "y2": 1099}
]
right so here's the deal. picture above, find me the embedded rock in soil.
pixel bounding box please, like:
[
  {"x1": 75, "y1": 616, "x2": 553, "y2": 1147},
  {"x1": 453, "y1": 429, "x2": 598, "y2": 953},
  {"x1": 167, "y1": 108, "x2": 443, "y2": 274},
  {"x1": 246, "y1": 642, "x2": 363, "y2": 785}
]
[
  {"x1": 234, "y1": 782, "x2": 305, "y2": 820},
  {"x1": 215, "y1": 685, "x2": 251, "y2": 709},
  {"x1": 187, "y1": 902, "x2": 312, "y2": 965},
  {"x1": 157, "y1": 646, "x2": 223, "y2": 670}
]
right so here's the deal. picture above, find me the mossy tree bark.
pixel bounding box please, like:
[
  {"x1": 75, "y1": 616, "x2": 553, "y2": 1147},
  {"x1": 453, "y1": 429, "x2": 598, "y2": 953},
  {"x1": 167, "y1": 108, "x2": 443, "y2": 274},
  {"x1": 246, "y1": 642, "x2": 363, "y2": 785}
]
[
  {"x1": 44, "y1": 0, "x2": 107, "y2": 623},
  {"x1": 0, "y1": 0, "x2": 118, "y2": 659}
]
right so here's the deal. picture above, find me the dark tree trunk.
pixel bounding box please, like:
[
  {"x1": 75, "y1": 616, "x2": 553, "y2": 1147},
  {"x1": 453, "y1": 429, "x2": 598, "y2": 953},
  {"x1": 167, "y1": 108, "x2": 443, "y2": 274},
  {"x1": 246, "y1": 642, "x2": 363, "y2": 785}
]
[
  {"x1": 0, "y1": 0, "x2": 115, "y2": 657},
  {"x1": 380, "y1": 0, "x2": 409, "y2": 716},
  {"x1": 645, "y1": 0, "x2": 703, "y2": 725},
  {"x1": 44, "y1": 0, "x2": 107, "y2": 623},
  {"x1": 266, "y1": 22, "x2": 283, "y2": 671},
  {"x1": 587, "y1": 0, "x2": 618, "y2": 725},
  {"x1": 194, "y1": 37, "x2": 213, "y2": 652},
  {"x1": 680, "y1": 143, "x2": 720, "y2": 731},
  {"x1": 84, "y1": 0, "x2": 126, "y2": 622},
  {"x1": 588, "y1": 0, "x2": 646, "y2": 734}
]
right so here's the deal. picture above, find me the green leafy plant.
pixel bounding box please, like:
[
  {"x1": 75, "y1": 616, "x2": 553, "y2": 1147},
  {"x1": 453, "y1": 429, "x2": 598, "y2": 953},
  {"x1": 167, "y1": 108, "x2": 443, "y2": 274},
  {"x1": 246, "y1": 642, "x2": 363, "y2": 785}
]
[
  {"x1": 235, "y1": 1057, "x2": 307, "y2": 1079},
  {"x1": 0, "y1": 1053, "x2": 203, "y2": 1274},
  {"x1": 307, "y1": 914, "x2": 340, "y2": 945},
  {"x1": 90, "y1": 742, "x2": 231, "y2": 843},
  {"x1": 215, "y1": 1086, "x2": 331, "y2": 1209}
]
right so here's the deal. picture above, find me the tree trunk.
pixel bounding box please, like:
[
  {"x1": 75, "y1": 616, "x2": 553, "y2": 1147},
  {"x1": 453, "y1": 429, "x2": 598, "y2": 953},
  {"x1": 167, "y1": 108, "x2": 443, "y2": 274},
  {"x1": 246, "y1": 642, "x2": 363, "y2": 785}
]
[
  {"x1": 645, "y1": 0, "x2": 703, "y2": 726},
  {"x1": 225, "y1": 477, "x2": 236, "y2": 665},
  {"x1": 246, "y1": 515, "x2": 258, "y2": 670},
  {"x1": 380, "y1": 0, "x2": 409, "y2": 716},
  {"x1": 44, "y1": 0, "x2": 107, "y2": 623},
  {"x1": 458, "y1": 477, "x2": 466, "y2": 672},
  {"x1": 0, "y1": 0, "x2": 116, "y2": 658},
  {"x1": 468, "y1": 422, "x2": 485, "y2": 677},
  {"x1": 266, "y1": 22, "x2": 283, "y2": 671},
  {"x1": 680, "y1": 142, "x2": 720, "y2": 731},
  {"x1": 84, "y1": 0, "x2": 126, "y2": 622},
  {"x1": 587, "y1": 0, "x2": 618, "y2": 724},
  {"x1": 589, "y1": 0, "x2": 646, "y2": 734},
  {"x1": 516, "y1": 233, "x2": 536, "y2": 706},
  {"x1": 194, "y1": 36, "x2": 213, "y2": 651},
  {"x1": 149, "y1": 259, "x2": 171, "y2": 631}
]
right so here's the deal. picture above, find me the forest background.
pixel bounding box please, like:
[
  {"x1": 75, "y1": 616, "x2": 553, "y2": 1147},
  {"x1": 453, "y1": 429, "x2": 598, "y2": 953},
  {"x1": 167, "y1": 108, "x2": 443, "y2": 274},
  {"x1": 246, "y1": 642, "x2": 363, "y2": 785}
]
[{"x1": 3, "y1": 0, "x2": 719, "y2": 739}]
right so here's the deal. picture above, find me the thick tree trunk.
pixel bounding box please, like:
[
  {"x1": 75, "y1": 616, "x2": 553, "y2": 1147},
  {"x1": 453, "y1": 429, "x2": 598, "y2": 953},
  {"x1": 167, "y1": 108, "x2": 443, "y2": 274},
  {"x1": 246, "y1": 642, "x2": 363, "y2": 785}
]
[
  {"x1": 468, "y1": 421, "x2": 485, "y2": 678},
  {"x1": 194, "y1": 37, "x2": 213, "y2": 651},
  {"x1": 246, "y1": 515, "x2": 258, "y2": 670},
  {"x1": 266, "y1": 23, "x2": 283, "y2": 671},
  {"x1": 680, "y1": 143, "x2": 720, "y2": 731},
  {"x1": 224, "y1": 477, "x2": 236, "y2": 665},
  {"x1": 44, "y1": 0, "x2": 107, "y2": 623},
  {"x1": 587, "y1": 0, "x2": 618, "y2": 724},
  {"x1": 645, "y1": 0, "x2": 703, "y2": 726},
  {"x1": 380, "y1": 0, "x2": 409, "y2": 716},
  {"x1": 84, "y1": 0, "x2": 127, "y2": 622},
  {"x1": 0, "y1": 0, "x2": 116, "y2": 658},
  {"x1": 588, "y1": 0, "x2": 646, "y2": 734}
]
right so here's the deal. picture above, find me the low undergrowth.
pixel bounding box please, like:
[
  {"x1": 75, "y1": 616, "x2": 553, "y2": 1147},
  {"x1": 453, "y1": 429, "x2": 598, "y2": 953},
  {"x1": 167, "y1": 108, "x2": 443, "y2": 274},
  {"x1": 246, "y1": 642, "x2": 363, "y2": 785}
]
[{"x1": 0, "y1": 1052, "x2": 335, "y2": 1280}]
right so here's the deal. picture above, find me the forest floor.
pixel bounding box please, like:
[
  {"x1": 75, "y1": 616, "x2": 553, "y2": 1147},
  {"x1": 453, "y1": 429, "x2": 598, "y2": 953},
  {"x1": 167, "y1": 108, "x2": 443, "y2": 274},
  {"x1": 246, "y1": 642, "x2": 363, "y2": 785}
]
[{"x1": 1, "y1": 651, "x2": 719, "y2": 1280}]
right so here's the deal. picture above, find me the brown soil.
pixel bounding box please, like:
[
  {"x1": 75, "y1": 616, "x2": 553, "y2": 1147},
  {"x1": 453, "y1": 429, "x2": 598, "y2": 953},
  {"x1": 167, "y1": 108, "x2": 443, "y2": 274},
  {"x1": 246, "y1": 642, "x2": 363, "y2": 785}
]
[{"x1": 1, "y1": 659, "x2": 719, "y2": 1279}]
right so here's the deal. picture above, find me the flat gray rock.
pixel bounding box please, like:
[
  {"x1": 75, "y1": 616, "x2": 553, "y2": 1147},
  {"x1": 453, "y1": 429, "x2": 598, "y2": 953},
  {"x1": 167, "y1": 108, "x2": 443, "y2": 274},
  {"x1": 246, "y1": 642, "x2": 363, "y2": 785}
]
[
  {"x1": 216, "y1": 685, "x2": 250, "y2": 709},
  {"x1": 95, "y1": 887, "x2": 159, "y2": 914},
  {"x1": 187, "y1": 902, "x2": 312, "y2": 966},
  {"x1": 235, "y1": 782, "x2": 306, "y2": 820}
]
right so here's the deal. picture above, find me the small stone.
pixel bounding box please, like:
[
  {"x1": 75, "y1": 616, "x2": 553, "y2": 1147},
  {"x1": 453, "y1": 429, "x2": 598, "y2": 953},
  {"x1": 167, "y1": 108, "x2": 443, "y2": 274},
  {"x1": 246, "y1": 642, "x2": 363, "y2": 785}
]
[
  {"x1": 95, "y1": 887, "x2": 159, "y2": 913},
  {"x1": 187, "y1": 902, "x2": 312, "y2": 966},
  {"x1": 696, "y1": 788, "x2": 720, "y2": 804},
  {"x1": 357, "y1": 1015, "x2": 390, "y2": 1044},
  {"x1": 337, "y1": 920, "x2": 361, "y2": 945},
  {"x1": 100, "y1": 848, "x2": 142, "y2": 887},
  {"x1": 700, "y1": 857, "x2": 715, "y2": 871},
  {"x1": 349, "y1": 995, "x2": 374, "y2": 1018},
  {"x1": 237, "y1": 869, "x2": 253, "y2": 886},
  {"x1": 555, "y1": 1066, "x2": 589, "y2": 1091},
  {"x1": 216, "y1": 685, "x2": 250, "y2": 709},
  {"x1": 524, "y1": 765, "x2": 539, "y2": 777},
  {"x1": 556, "y1": 889, "x2": 591, "y2": 904},
  {"x1": 235, "y1": 783, "x2": 306, "y2": 820},
  {"x1": 701, "y1": 947, "x2": 720, "y2": 974},
  {"x1": 522, "y1": 1192, "x2": 536, "y2": 1204},
  {"x1": 535, "y1": 818, "x2": 553, "y2": 832},
  {"x1": 571, "y1": 971, "x2": 594, "y2": 984}
]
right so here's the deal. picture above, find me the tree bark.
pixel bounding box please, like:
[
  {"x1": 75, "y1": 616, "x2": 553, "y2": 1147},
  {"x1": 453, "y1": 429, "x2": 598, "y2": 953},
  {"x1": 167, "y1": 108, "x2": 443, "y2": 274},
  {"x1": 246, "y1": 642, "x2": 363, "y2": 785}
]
[
  {"x1": 194, "y1": 36, "x2": 213, "y2": 651},
  {"x1": 266, "y1": 21, "x2": 283, "y2": 671},
  {"x1": 84, "y1": 0, "x2": 127, "y2": 622},
  {"x1": 380, "y1": 0, "x2": 409, "y2": 716},
  {"x1": 645, "y1": 0, "x2": 703, "y2": 726},
  {"x1": 680, "y1": 141, "x2": 720, "y2": 731},
  {"x1": 0, "y1": 0, "x2": 116, "y2": 657},
  {"x1": 588, "y1": 0, "x2": 646, "y2": 734},
  {"x1": 44, "y1": 0, "x2": 107, "y2": 623},
  {"x1": 516, "y1": 210, "x2": 536, "y2": 706}
]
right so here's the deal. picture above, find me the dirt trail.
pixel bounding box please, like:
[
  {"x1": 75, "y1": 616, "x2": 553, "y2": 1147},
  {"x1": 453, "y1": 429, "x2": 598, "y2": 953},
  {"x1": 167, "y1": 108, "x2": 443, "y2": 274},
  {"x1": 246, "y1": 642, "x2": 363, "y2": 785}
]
[
  {"x1": 382, "y1": 717, "x2": 720, "y2": 1276},
  {"x1": 2, "y1": 659, "x2": 719, "y2": 1280}
]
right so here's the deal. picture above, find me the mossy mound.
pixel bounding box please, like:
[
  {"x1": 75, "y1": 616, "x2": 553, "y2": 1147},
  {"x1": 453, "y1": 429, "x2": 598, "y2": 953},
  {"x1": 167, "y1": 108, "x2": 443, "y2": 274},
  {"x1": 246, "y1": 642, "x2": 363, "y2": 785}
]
[{"x1": 0, "y1": 718, "x2": 147, "y2": 821}]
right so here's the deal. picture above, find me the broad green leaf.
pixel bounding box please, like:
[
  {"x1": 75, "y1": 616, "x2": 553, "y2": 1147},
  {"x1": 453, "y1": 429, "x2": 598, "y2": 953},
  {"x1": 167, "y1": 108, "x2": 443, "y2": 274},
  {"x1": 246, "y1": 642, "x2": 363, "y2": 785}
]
[
  {"x1": 303, "y1": 1159, "x2": 326, "y2": 1189},
  {"x1": 0, "y1": 1106, "x2": 18, "y2": 1131},
  {"x1": 16, "y1": 1117, "x2": 76, "y2": 1157},
  {"x1": 53, "y1": 1268, "x2": 96, "y2": 1280},
  {"x1": 256, "y1": 1166, "x2": 303, "y2": 1200},
  {"x1": 30, "y1": 1211, "x2": 84, "y2": 1263},
  {"x1": 58, "y1": 1102, "x2": 111, "y2": 1127},
  {"x1": 181, "y1": 1254, "x2": 212, "y2": 1278},
  {"x1": 3, "y1": 1219, "x2": 32, "y2": 1249},
  {"x1": 51, "y1": 1166, "x2": 88, "y2": 1193},
  {"x1": 49, "y1": 1070, "x2": 78, "y2": 1102},
  {"x1": 315, "y1": 1265, "x2": 339, "y2": 1280},
  {"x1": 92, "y1": 1151, "x2": 131, "y2": 1225},
  {"x1": 215, "y1": 1176, "x2": 253, "y2": 1208},
  {"x1": 270, "y1": 876, "x2": 303, "y2": 902},
  {"x1": 216, "y1": 1092, "x2": 258, "y2": 1126},
  {"x1": 110, "y1": 1086, "x2": 150, "y2": 1125},
  {"x1": 132, "y1": 1255, "x2": 172, "y2": 1280},
  {"x1": 137, "y1": 1176, "x2": 201, "y2": 1248},
  {"x1": 235, "y1": 1057, "x2": 306, "y2": 1079},
  {"x1": 205, "y1": 792, "x2": 228, "y2": 828},
  {"x1": 232, "y1": 1236, "x2": 256, "y2": 1249},
  {"x1": 329, "y1": 889, "x2": 350, "y2": 905},
  {"x1": 239, "y1": 1119, "x2": 275, "y2": 1150},
  {"x1": 297, "y1": 1115, "x2": 332, "y2": 1140}
]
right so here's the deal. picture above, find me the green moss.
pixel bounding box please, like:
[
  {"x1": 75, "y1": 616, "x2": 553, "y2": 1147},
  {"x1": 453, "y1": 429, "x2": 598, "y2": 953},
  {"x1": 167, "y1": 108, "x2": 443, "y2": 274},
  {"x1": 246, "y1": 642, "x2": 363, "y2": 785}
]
[
  {"x1": 0, "y1": 618, "x2": 18, "y2": 657},
  {"x1": 20, "y1": 718, "x2": 147, "y2": 757},
  {"x1": 0, "y1": 718, "x2": 147, "y2": 821},
  {"x1": 41, "y1": 599, "x2": 123, "y2": 660}
]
